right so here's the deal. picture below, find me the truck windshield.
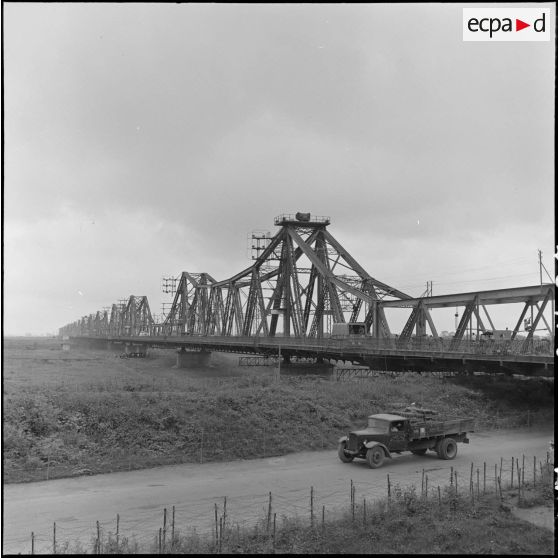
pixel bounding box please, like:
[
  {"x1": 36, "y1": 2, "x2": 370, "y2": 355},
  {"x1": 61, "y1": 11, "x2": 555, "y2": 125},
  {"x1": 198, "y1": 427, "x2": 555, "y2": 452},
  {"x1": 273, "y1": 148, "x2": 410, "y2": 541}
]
[{"x1": 367, "y1": 418, "x2": 390, "y2": 432}]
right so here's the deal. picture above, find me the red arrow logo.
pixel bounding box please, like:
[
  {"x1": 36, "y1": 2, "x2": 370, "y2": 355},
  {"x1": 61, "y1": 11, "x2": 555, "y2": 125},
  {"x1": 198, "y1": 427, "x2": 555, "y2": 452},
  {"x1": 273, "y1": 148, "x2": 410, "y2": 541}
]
[{"x1": 516, "y1": 19, "x2": 530, "y2": 31}]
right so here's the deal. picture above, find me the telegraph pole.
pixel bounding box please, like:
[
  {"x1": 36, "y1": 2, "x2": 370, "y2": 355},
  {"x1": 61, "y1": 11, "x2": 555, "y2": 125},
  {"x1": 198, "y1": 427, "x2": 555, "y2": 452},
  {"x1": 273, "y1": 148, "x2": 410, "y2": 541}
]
[
  {"x1": 538, "y1": 249, "x2": 542, "y2": 287},
  {"x1": 424, "y1": 281, "x2": 433, "y2": 297}
]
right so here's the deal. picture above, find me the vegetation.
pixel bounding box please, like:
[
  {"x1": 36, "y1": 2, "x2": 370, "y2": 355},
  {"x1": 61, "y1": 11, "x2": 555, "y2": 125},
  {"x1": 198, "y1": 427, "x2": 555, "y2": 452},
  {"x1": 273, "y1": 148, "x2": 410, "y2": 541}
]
[
  {"x1": 52, "y1": 466, "x2": 555, "y2": 554},
  {"x1": 2, "y1": 337, "x2": 554, "y2": 483}
]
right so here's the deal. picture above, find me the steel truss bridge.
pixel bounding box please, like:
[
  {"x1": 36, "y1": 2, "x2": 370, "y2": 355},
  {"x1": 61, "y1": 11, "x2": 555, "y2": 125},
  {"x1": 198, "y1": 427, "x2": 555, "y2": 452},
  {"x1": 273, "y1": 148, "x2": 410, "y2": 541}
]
[{"x1": 60, "y1": 214, "x2": 554, "y2": 376}]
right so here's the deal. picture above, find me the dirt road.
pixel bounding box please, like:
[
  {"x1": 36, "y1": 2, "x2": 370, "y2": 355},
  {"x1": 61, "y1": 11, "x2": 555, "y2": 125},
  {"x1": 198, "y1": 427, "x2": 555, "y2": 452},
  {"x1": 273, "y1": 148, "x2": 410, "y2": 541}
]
[{"x1": 3, "y1": 428, "x2": 553, "y2": 554}]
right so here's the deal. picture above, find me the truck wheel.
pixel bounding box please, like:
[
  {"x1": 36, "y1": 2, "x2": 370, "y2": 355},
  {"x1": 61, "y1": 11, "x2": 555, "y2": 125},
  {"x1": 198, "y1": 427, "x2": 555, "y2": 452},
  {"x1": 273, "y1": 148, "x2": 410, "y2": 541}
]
[
  {"x1": 437, "y1": 438, "x2": 457, "y2": 460},
  {"x1": 338, "y1": 441, "x2": 353, "y2": 463},
  {"x1": 366, "y1": 446, "x2": 385, "y2": 469},
  {"x1": 411, "y1": 449, "x2": 427, "y2": 456}
]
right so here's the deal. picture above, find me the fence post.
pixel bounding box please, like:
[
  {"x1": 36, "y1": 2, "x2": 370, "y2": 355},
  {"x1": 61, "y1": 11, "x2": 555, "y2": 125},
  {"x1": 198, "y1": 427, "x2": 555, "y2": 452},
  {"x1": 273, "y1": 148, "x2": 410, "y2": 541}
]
[
  {"x1": 473, "y1": 468, "x2": 477, "y2": 498},
  {"x1": 158, "y1": 528, "x2": 162, "y2": 554},
  {"x1": 222, "y1": 498, "x2": 226, "y2": 534},
  {"x1": 511, "y1": 457, "x2": 514, "y2": 488},
  {"x1": 172, "y1": 506, "x2": 175, "y2": 546},
  {"x1": 363, "y1": 498, "x2": 367, "y2": 526},
  {"x1": 219, "y1": 517, "x2": 223, "y2": 553},
  {"x1": 31, "y1": 532, "x2": 34, "y2": 555},
  {"x1": 450, "y1": 466, "x2": 453, "y2": 488},
  {"x1": 96, "y1": 520, "x2": 101, "y2": 554},
  {"x1": 517, "y1": 465, "x2": 521, "y2": 504},
  {"x1": 454, "y1": 471, "x2": 458, "y2": 495},
  {"x1": 214, "y1": 503, "x2": 219, "y2": 543},
  {"x1": 533, "y1": 456, "x2": 536, "y2": 486},
  {"x1": 310, "y1": 486, "x2": 314, "y2": 528},
  {"x1": 351, "y1": 481, "x2": 355, "y2": 522},
  {"x1": 273, "y1": 512, "x2": 276, "y2": 550},
  {"x1": 267, "y1": 492, "x2": 272, "y2": 533},
  {"x1": 425, "y1": 474, "x2": 428, "y2": 500},
  {"x1": 494, "y1": 464, "x2": 497, "y2": 493},
  {"x1": 116, "y1": 514, "x2": 120, "y2": 548},
  {"x1": 437, "y1": 486, "x2": 441, "y2": 508},
  {"x1": 163, "y1": 508, "x2": 167, "y2": 551},
  {"x1": 322, "y1": 505, "x2": 325, "y2": 535},
  {"x1": 387, "y1": 474, "x2": 391, "y2": 503},
  {"x1": 421, "y1": 469, "x2": 425, "y2": 498},
  {"x1": 483, "y1": 462, "x2": 486, "y2": 495},
  {"x1": 469, "y1": 463, "x2": 474, "y2": 497}
]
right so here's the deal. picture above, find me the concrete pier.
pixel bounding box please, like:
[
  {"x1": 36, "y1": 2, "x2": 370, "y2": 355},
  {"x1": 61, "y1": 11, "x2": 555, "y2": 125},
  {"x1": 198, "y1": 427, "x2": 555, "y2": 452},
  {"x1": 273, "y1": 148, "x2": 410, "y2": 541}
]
[
  {"x1": 176, "y1": 348, "x2": 211, "y2": 368},
  {"x1": 124, "y1": 343, "x2": 148, "y2": 357}
]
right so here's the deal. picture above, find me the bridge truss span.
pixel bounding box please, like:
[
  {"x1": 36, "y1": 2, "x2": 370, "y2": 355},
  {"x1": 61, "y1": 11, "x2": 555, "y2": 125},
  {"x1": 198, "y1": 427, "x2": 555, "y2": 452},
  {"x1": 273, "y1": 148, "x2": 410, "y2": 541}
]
[
  {"x1": 151, "y1": 215, "x2": 412, "y2": 340},
  {"x1": 59, "y1": 213, "x2": 554, "y2": 375}
]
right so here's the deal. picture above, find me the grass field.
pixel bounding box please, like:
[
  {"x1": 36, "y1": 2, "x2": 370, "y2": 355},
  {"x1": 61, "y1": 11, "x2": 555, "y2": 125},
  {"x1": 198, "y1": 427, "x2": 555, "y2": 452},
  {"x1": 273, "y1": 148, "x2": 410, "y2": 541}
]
[{"x1": 2, "y1": 336, "x2": 554, "y2": 484}]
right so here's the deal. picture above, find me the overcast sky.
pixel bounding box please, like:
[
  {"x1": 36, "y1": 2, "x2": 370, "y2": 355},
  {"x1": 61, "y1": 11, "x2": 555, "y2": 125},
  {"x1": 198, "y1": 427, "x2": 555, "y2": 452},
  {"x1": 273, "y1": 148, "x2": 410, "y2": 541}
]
[{"x1": 3, "y1": 3, "x2": 555, "y2": 335}]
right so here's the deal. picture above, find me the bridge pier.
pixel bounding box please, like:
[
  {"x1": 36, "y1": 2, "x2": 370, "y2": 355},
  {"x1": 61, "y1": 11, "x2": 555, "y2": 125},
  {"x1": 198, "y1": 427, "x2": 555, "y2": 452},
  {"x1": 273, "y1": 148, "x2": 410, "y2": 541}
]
[
  {"x1": 176, "y1": 348, "x2": 211, "y2": 368},
  {"x1": 124, "y1": 343, "x2": 148, "y2": 357}
]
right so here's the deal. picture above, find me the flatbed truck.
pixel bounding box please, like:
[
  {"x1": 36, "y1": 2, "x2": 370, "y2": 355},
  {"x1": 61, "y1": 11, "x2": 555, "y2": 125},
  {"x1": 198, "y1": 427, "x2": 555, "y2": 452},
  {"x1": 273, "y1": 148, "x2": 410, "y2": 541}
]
[{"x1": 338, "y1": 407, "x2": 474, "y2": 469}]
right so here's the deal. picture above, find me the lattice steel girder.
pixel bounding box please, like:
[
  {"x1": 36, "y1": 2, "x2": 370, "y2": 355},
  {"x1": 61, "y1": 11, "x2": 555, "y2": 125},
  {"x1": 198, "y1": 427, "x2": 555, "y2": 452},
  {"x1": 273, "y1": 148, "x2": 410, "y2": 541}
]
[
  {"x1": 379, "y1": 285, "x2": 553, "y2": 309},
  {"x1": 535, "y1": 301, "x2": 552, "y2": 333},
  {"x1": 482, "y1": 305, "x2": 496, "y2": 330},
  {"x1": 286, "y1": 228, "x2": 376, "y2": 306},
  {"x1": 398, "y1": 304, "x2": 420, "y2": 344},
  {"x1": 450, "y1": 299, "x2": 476, "y2": 349},
  {"x1": 161, "y1": 272, "x2": 216, "y2": 334},
  {"x1": 119, "y1": 295, "x2": 154, "y2": 336},
  {"x1": 520, "y1": 288, "x2": 552, "y2": 353},
  {"x1": 59, "y1": 214, "x2": 431, "y2": 339},
  {"x1": 511, "y1": 301, "x2": 531, "y2": 340},
  {"x1": 321, "y1": 229, "x2": 411, "y2": 300}
]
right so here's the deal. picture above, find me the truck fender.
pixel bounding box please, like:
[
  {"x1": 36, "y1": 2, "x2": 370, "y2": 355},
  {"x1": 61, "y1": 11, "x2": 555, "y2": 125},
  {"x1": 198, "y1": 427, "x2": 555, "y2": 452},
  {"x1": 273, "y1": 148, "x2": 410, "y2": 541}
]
[
  {"x1": 338, "y1": 435, "x2": 349, "y2": 444},
  {"x1": 364, "y1": 441, "x2": 392, "y2": 459}
]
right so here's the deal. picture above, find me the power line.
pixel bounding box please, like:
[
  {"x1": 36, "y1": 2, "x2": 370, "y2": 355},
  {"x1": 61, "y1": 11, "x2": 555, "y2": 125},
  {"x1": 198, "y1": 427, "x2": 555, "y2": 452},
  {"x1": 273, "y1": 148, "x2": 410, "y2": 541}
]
[
  {"x1": 396, "y1": 271, "x2": 537, "y2": 292},
  {"x1": 401, "y1": 256, "x2": 533, "y2": 279}
]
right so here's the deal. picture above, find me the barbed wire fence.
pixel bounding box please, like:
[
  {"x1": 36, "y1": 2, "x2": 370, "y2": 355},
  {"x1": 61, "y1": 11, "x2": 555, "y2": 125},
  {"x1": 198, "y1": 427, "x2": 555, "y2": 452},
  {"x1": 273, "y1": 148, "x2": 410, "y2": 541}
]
[{"x1": 4, "y1": 447, "x2": 553, "y2": 555}]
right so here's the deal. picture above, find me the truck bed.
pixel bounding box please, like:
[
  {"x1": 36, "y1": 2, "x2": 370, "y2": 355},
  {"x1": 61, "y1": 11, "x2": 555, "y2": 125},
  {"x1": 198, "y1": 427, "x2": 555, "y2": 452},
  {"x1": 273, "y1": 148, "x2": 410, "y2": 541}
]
[
  {"x1": 391, "y1": 409, "x2": 475, "y2": 440},
  {"x1": 410, "y1": 418, "x2": 474, "y2": 439}
]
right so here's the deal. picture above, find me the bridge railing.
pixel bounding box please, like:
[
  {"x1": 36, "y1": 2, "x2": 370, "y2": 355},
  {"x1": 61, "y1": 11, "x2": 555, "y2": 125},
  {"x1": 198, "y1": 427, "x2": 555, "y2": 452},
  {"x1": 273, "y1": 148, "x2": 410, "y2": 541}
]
[{"x1": 100, "y1": 332, "x2": 553, "y2": 357}]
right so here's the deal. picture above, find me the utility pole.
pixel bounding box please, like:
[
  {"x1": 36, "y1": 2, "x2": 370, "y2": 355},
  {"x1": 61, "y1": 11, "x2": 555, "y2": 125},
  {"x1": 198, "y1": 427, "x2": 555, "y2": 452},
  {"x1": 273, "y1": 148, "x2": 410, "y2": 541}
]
[
  {"x1": 538, "y1": 249, "x2": 542, "y2": 287},
  {"x1": 424, "y1": 281, "x2": 433, "y2": 297}
]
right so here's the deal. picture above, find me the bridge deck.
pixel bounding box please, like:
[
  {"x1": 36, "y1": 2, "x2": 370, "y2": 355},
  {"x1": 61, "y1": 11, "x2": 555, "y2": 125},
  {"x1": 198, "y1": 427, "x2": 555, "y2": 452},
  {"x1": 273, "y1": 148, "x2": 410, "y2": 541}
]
[{"x1": 71, "y1": 334, "x2": 553, "y2": 376}]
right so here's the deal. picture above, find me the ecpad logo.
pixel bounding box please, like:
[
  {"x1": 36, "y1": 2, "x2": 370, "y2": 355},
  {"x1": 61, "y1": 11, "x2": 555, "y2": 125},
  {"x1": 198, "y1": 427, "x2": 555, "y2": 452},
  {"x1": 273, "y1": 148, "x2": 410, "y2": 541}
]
[{"x1": 463, "y1": 8, "x2": 550, "y2": 41}]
